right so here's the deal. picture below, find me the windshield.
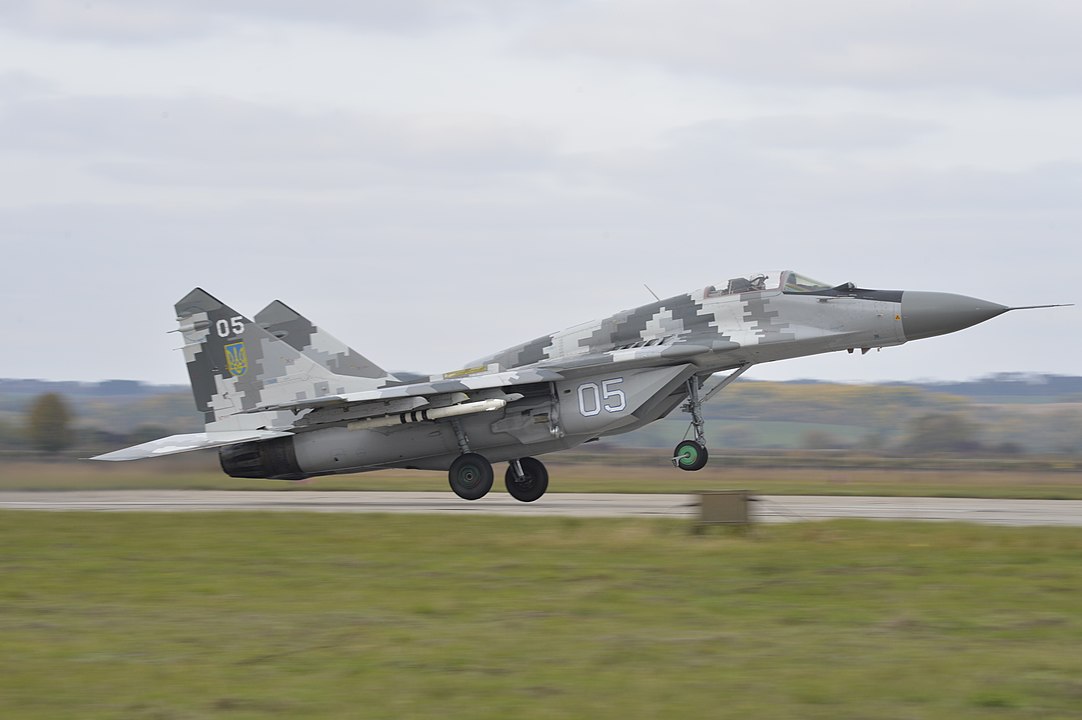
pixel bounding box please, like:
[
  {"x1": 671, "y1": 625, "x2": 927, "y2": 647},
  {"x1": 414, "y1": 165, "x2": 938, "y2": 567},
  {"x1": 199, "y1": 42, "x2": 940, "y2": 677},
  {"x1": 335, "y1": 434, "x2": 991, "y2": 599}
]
[
  {"x1": 706, "y1": 271, "x2": 783, "y2": 297},
  {"x1": 783, "y1": 272, "x2": 833, "y2": 294}
]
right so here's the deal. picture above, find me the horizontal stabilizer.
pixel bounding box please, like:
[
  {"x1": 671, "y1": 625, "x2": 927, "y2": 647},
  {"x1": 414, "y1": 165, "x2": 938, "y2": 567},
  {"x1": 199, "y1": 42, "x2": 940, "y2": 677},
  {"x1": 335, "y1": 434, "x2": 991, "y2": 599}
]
[{"x1": 90, "y1": 430, "x2": 294, "y2": 462}]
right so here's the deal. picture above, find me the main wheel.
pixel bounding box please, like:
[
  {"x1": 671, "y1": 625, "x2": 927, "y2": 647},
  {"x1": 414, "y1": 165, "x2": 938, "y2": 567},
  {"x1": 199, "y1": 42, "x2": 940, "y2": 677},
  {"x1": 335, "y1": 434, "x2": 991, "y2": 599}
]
[
  {"x1": 448, "y1": 453, "x2": 494, "y2": 500},
  {"x1": 504, "y1": 457, "x2": 549, "y2": 502},
  {"x1": 674, "y1": 440, "x2": 709, "y2": 471}
]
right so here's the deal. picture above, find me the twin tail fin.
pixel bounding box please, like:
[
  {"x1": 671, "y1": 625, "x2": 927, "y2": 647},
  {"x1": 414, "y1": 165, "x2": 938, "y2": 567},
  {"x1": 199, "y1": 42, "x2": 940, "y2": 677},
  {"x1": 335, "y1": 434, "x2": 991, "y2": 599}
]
[{"x1": 175, "y1": 288, "x2": 383, "y2": 427}]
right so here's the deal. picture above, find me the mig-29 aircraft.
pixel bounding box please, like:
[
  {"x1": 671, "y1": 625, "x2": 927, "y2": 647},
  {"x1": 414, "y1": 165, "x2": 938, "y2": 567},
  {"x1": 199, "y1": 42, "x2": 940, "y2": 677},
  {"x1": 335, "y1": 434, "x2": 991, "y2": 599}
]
[{"x1": 93, "y1": 271, "x2": 1066, "y2": 502}]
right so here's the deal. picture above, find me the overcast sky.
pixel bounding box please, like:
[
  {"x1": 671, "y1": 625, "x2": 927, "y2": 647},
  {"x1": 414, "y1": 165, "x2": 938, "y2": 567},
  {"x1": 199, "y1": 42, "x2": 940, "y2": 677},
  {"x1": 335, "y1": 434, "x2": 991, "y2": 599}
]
[{"x1": 1, "y1": 0, "x2": 1079, "y2": 385}]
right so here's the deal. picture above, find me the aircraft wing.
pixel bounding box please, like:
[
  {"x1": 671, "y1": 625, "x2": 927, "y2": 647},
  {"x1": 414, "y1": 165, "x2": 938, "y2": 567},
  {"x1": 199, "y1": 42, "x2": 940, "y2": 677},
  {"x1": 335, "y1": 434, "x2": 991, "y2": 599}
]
[
  {"x1": 90, "y1": 430, "x2": 294, "y2": 461},
  {"x1": 249, "y1": 342, "x2": 743, "y2": 415},
  {"x1": 535, "y1": 342, "x2": 733, "y2": 373},
  {"x1": 248, "y1": 367, "x2": 566, "y2": 413},
  {"x1": 91, "y1": 341, "x2": 742, "y2": 461}
]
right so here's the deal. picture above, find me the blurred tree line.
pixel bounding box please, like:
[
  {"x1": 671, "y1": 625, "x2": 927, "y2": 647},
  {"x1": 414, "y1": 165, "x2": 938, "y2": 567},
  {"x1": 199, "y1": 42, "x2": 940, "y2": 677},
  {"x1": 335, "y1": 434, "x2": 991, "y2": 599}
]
[
  {"x1": 0, "y1": 389, "x2": 199, "y2": 458},
  {"x1": 2, "y1": 378, "x2": 1081, "y2": 458},
  {"x1": 26, "y1": 393, "x2": 74, "y2": 452},
  {"x1": 616, "y1": 381, "x2": 1082, "y2": 455}
]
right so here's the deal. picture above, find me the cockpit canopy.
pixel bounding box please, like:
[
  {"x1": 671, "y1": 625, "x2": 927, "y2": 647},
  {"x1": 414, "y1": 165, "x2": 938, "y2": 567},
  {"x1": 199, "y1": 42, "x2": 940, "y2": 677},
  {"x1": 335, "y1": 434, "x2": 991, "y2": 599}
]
[
  {"x1": 782, "y1": 272, "x2": 833, "y2": 294},
  {"x1": 707, "y1": 271, "x2": 833, "y2": 297}
]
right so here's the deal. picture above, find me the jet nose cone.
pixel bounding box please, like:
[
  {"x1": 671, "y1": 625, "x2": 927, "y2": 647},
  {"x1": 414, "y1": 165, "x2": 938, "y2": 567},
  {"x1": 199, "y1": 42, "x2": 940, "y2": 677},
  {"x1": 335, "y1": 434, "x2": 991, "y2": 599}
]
[{"x1": 901, "y1": 292, "x2": 1009, "y2": 341}]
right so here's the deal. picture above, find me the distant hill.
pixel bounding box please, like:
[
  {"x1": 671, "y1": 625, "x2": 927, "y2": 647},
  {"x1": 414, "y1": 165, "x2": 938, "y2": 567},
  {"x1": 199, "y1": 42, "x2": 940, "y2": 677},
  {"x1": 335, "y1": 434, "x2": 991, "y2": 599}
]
[
  {"x1": 0, "y1": 379, "x2": 188, "y2": 399},
  {"x1": 2, "y1": 375, "x2": 1080, "y2": 456},
  {"x1": 5, "y1": 374, "x2": 1082, "y2": 402},
  {"x1": 887, "y1": 373, "x2": 1082, "y2": 403},
  {"x1": 777, "y1": 373, "x2": 1082, "y2": 403}
]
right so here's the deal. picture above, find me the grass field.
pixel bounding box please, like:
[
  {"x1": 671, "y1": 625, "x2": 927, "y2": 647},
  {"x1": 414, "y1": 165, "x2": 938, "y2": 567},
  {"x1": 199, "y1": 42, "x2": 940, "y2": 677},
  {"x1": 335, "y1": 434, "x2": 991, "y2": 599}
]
[
  {"x1": 4, "y1": 458, "x2": 1082, "y2": 499},
  {"x1": 1, "y1": 512, "x2": 1081, "y2": 718}
]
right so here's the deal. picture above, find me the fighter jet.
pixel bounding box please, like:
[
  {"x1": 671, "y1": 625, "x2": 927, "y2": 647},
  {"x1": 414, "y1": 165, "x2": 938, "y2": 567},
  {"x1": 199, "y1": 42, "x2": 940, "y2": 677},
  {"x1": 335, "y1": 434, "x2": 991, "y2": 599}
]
[{"x1": 92, "y1": 272, "x2": 1067, "y2": 501}]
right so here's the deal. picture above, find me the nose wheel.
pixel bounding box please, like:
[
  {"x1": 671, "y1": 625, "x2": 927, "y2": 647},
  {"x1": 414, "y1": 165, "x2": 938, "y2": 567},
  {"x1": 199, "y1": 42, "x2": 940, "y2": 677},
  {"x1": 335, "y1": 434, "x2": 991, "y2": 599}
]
[{"x1": 674, "y1": 439, "x2": 709, "y2": 471}]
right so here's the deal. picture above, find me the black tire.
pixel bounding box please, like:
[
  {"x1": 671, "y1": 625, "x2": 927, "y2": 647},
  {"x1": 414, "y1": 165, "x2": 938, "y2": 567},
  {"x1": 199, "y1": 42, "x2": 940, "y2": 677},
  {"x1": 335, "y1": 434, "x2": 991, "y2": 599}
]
[
  {"x1": 504, "y1": 457, "x2": 549, "y2": 502},
  {"x1": 448, "y1": 453, "x2": 494, "y2": 500},
  {"x1": 674, "y1": 440, "x2": 709, "y2": 472}
]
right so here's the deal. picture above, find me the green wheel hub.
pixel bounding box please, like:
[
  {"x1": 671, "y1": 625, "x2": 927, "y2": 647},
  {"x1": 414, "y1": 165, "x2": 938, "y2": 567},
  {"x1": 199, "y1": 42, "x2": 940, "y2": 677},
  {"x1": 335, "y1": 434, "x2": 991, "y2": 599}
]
[{"x1": 674, "y1": 440, "x2": 708, "y2": 472}]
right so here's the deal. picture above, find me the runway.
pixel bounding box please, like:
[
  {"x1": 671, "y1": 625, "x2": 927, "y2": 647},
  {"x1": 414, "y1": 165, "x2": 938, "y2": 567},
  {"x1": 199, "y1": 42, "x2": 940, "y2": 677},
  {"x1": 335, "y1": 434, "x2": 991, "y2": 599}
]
[{"x1": 1, "y1": 491, "x2": 1081, "y2": 526}]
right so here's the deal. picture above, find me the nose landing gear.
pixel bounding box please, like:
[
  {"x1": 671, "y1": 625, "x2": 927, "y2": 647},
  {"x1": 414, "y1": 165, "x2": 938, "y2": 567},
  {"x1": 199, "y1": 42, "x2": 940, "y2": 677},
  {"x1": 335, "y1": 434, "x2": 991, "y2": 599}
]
[
  {"x1": 673, "y1": 376, "x2": 710, "y2": 472},
  {"x1": 672, "y1": 364, "x2": 752, "y2": 472}
]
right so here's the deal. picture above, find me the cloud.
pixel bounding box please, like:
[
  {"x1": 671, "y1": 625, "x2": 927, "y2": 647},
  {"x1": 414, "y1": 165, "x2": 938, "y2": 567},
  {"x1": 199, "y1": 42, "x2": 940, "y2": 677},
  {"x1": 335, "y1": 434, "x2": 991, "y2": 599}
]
[
  {"x1": 0, "y1": 0, "x2": 557, "y2": 42},
  {"x1": 0, "y1": 93, "x2": 557, "y2": 189},
  {"x1": 666, "y1": 115, "x2": 940, "y2": 151},
  {"x1": 2, "y1": 0, "x2": 208, "y2": 42},
  {"x1": 527, "y1": 0, "x2": 1082, "y2": 95},
  {"x1": 0, "y1": 70, "x2": 57, "y2": 100},
  {"x1": 3, "y1": 87, "x2": 1079, "y2": 221},
  {"x1": 559, "y1": 116, "x2": 1082, "y2": 215}
]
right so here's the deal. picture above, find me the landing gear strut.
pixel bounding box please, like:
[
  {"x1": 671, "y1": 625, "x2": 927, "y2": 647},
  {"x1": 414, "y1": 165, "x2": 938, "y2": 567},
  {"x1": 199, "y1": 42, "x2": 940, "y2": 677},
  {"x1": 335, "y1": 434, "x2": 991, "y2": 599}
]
[
  {"x1": 448, "y1": 452, "x2": 494, "y2": 500},
  {"x1": 673, "y1": 378, "x2": 709, "y2": 471},
  {"x1": 505, "y1": 457, "x2": 549, "y2": 502},
  {"x1": 672, "y1": 364, "x2": 753, "y2": 472}
]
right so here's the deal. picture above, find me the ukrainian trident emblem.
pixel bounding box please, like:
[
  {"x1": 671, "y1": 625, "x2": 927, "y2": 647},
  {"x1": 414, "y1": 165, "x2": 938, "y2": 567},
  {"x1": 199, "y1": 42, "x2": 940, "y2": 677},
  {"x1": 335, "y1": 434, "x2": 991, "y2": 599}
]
[{"x1": 224, "y1": 342, "x2": 248, "y2": 376}]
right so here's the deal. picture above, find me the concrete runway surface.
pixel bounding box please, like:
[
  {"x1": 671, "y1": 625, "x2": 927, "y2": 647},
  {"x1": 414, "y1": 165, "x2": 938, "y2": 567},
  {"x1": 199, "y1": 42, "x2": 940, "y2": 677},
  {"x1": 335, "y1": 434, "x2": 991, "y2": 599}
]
[{"x1": 1, "y1": 491, "x2": 1081, "y2": 526}]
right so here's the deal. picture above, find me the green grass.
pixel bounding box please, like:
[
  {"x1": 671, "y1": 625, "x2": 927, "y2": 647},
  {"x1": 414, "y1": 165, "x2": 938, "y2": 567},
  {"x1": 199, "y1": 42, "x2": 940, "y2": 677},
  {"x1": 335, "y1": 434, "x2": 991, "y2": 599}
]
[
  {"x1": 4, "y1": 459, "x2": 1082, "y2": 499},
  {"x1": 2, "y1": 512, "x2": 1082, "y2": 718}
]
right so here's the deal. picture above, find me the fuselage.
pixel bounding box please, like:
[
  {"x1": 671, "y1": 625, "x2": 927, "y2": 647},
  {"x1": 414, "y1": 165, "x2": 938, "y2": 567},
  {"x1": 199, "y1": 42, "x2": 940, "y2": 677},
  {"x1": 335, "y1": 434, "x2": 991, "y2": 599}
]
[
  {"x1": 219, "y1": 271, "x2": 1011, "y2": 480},
  {"x1": 477, "y1": 270, "x2": 907, "y2": 374}
]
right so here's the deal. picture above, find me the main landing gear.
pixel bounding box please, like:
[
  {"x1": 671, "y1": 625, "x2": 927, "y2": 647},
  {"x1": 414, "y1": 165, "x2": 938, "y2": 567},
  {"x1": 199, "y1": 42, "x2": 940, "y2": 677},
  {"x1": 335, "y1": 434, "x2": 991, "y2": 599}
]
[
  {"x1": 446, "y1": 417, "x2": 551, "y2": 502},
  {"x1": 505, "y1": 457, "x2": 549, "y2": 502},
  {"x1": 447, "y1": 419, "x2": 495, "y2": 501},
  {"x1": 448, "y1": 453, "x2": 495, "y2": 500},
  {"x1": 672, "y1": 365, "x2": 753, "y2": 472},
  {"x1": 447, "y1": 454, "x2": 550, "y2": 502}
]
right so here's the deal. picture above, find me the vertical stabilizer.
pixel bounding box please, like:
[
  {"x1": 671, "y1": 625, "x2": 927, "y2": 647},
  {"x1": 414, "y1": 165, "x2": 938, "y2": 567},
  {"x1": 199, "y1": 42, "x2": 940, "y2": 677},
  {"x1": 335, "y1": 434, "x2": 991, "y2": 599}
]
[
  {"x1": 255, "y1": 300, "x2": 392, "y2": 381},
  {"x1": 175, "y1": 288, "x2": 366, "y2": 427}
]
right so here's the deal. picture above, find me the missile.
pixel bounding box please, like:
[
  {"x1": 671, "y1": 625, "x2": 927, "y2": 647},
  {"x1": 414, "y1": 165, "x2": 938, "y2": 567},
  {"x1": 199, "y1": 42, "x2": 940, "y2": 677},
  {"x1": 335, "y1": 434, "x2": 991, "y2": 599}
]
[{"x1": 347, "y1": 397, "x2": 513, "y2": 431}]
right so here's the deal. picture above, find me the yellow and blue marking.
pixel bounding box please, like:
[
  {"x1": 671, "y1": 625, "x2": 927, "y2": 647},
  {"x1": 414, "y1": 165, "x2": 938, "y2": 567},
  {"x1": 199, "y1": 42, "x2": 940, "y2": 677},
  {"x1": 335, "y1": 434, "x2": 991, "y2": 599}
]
[{"x1": 224, "y1": 342, "x2": 248, "y2": 376}]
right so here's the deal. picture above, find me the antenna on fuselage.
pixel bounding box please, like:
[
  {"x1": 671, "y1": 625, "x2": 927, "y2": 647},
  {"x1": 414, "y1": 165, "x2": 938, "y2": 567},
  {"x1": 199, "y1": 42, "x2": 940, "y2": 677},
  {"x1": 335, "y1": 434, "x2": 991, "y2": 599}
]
[{"x1": 644, "y1": 284, "x2": 661, "y2": 302}]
